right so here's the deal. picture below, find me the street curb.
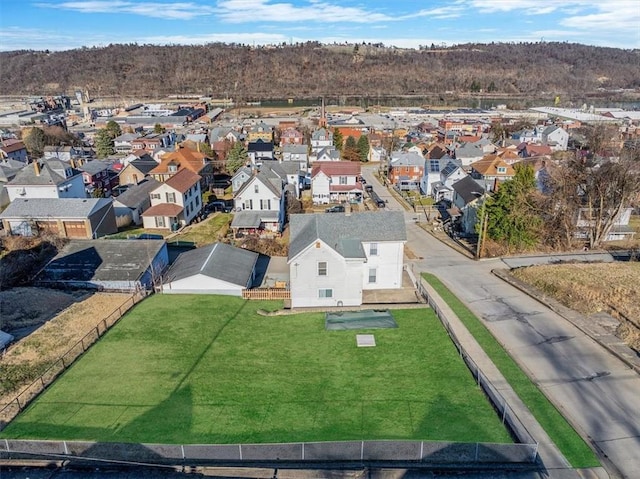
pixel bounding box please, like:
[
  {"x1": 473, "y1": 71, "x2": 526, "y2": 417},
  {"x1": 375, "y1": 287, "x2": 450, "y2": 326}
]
[{"x1": 492, "y1": 268, "x2": 640, "y2": 376}]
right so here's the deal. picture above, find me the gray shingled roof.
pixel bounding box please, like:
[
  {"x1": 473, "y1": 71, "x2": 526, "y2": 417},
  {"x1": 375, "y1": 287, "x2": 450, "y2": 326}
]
[
  {"x1": 288, "y1": 211, "x2": 406, "y2": 261},
  {"x1": 129, "y1": 157, "x2": 161, "y2": 175},
  {"x1": 113, "y1": 178, "x2": 160, "y2": 208},
  {"x1": 282, "y1": 144, "x2": 308, "y2": 154},
  {"x1": 451, "y1": 176, "x2": 485, "y2": 205},
  {"x1": 79, "y1": 159, "x2": 110, "y2": 176},
  {"x1": 390, "y1": 151, "x2": 424, "y2": 167},
  {"x1": 38, "y1": 239, "x2": 166, "y2": 283},
  {"x1": 0, "y1": 198, "x2": 111, "y2": 219},
  {"x1": 7, "y1": 162, "x2": 66, "y2": 186},
  {"x1": 166, "y1": 242, "x2": 258, "y2": 287}
]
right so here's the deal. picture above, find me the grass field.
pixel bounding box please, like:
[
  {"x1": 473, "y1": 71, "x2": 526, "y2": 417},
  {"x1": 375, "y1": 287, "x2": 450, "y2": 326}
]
[
  {"x1": 1, "y1": 295, "x2": 511, "y2": 445},
  {"x1": 422, "y1": 273, "x2": 600, "y2": 468}
]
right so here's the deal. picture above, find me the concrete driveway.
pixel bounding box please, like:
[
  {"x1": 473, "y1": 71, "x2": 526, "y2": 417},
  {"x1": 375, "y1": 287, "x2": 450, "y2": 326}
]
[{"x1": 362, "y1": 165, "x2": 640, "y2": 479}]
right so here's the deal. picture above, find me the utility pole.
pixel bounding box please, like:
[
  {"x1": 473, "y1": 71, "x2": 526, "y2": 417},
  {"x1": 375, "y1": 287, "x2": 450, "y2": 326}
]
[{"x1": 476, "y1": 211, "x2": 489, "y2": 259}]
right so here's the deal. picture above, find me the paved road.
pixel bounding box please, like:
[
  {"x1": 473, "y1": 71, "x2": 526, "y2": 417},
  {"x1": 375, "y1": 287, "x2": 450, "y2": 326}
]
[{"x1": 362, "y1": 166, "x2": 640, "y2": 479}]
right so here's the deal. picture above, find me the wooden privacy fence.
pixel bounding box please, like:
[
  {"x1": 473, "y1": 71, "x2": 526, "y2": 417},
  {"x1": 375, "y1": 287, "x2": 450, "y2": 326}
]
[
  {"x1": 242, "y1": 288, "x2": 290, "y2": 300},
  {"x1": 0, "y1": 290, "x2": 148, "y2": 431}
]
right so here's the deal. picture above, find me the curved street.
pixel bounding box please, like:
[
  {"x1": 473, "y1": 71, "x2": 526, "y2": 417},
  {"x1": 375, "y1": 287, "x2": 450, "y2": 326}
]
[{"x1": 362, "y1": 165, "x2": 640, "y2": 479}]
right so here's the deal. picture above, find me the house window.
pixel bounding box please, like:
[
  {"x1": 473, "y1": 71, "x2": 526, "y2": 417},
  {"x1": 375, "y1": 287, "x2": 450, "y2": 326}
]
[
  {"x1": 133, "y1": 174, "x2": 138, "y2": 183},
  {"x1": 155, "y1": 216, "x2": 166, "y2": 228},
  {"x1": 497, "y1": 166, "x2": 507, "y2": 174},
  {"x1": 166, "y1": 192, "x2": 176, "y2": 203},
  {"x1": 150, "y1": 193, "x2": 161, "y2": 200},
  {"x1": 369, "y1": 243, "x2": 378, "y2": 256},
  {"x1": 244, "y1": 199, "x2": 253, "y2": 210},
  {"x1": 260, "y1": 199, "x2": 271, "y2": 210},
  {"x1": 318, "y1": 288, "x2": 333, "y2": 298},
  {"x1": 318, "y1": 261, "x2": 327, "y2": 276},
  {"x1": 339, "y1": 176, "x2": 347, "y2": 185},
  {"x1": 195, "y1": 196, "x2": 200, "y2": 206},
  {"x1": 429, "y1": 160, "x2": 440, "y2": 173},
  {"x1": 254, "y1": 184, "x2": 259, "y2": 193},
  {"x1": 168, "y1": 164, "x2": 178, "y2": 173},
  {"x1": 368, "y1": 268, "x2": 377, "y2": 284}
]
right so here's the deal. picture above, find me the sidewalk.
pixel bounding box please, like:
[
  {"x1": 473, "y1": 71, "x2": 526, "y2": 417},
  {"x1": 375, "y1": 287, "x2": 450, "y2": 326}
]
[{"x1": 417, "y1": 276, "x2": 609, "y2": 479}]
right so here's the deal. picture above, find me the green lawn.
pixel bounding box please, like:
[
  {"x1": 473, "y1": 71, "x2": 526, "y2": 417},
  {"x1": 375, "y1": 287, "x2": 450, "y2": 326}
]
[
  {"x1": 1, "y1": 295, "x2": 511, "y2": 445},
  {"x1": 422, "y1": 273, "x2": 600, "y2": 468}
]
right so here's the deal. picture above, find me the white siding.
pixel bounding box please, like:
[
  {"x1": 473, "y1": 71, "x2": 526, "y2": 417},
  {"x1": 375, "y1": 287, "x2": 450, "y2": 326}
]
[
  {"x1": 289, "y1": 240, "x2": 363, "y2": 307},
  {"x1": 361, "y1": 241, "x2": 405, "y2": 290},
  {"x1": 311, "y1": 172, "x2": 331, "y2": 204},
  {"x1": 234, "y1": 177, "x2": 280, "y2": 212},
  {"x1": 163, "y1": 273, "x2": 244, "y2": 296},
  {"x1": 7, "y1": 176, "x2": 86, "y2": 202}
]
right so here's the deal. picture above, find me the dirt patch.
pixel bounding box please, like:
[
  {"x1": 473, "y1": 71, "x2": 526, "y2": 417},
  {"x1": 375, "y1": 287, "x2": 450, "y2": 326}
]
[
  {"x1": 0, "y1": 289, "x2": 132, "y2": 403},
  {"x1": 511, "y1": 262, "x2": 640, "y2": 352}
]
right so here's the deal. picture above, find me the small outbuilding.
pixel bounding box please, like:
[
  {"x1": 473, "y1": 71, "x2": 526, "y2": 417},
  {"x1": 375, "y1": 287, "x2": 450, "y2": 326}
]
[
  {"x1": 37, "y1": 239, "x2": 169, "y2": 291},
  {"x1": 162, "y1": 242, "x2": 259, "y2": 295}
]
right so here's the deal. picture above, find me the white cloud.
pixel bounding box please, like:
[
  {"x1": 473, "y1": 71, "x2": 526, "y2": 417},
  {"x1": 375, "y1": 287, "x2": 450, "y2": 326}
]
[
  {"x1": 36, "y1": 1, "x2": 215, "y2": 20},
  {"x1": 143, "y1": 32, "x2": 289, "y2": 45},
  {"x1": 413, "y1": 5, "x2": 464, "y2": 19},
  {"x1": 215, "y1": 0, "x2": 393, "y2": 23},
  {"x1": 0, "y1": 27, "x2": 111, "y2": 51},
  {"x1": 560, "y1": 2, "x2": 640, "y2": 33}
]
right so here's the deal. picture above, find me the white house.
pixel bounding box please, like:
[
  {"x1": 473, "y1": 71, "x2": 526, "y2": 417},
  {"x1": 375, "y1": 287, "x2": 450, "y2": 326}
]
[
  {"x1": 231, "y1": 166, "x2": 253, "y2": 193},
  {"x1": 233, "y1": 163, "x2": 286, "y2": 232},
  {"x1": 282, "y1": 144, "x2": 309, "y2": 171},
  {"x1": 430, "y1": 162, "x2": 468, "y2": 202},
  {"x1": 541, "y1": 126, "x2": 569, "y2": 151},
  {"x1": 6, "y1": 159, "x2": 86, "y2": 202},
  {"x1": 162, "y1": 242, "x2": 259, "y2": 295},
  {"x1": 314, "y1": 146, "x2": 340, "y2": 162},
  {"x1": 288, "y1": 211, "x2": 406, "y2": 308},
  {"x1": 311, "y1": 128, "x2": 333, "y2": 154},
  {"x1": 142, "y1": 168, "x2": 202, "y2": 230},
  {"x1": 311, "y1": 161, "x2": 362, "y2": 205},
  {"x1": 420, "y1": 155, "x2": 458, "y2": 196},
  {"x1": 368, "y1": 146, "x2": 386, "y2": 163}
]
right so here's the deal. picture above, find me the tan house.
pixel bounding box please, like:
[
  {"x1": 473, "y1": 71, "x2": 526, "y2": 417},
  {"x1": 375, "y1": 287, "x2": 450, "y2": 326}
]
[
  {"x1": 149, "y1": 146, "x2": 214, "y2": 187},
  {"x1": 142, "y1": 169, "x2": 202, "y2": 230},
  {"x1": 469, "y1": 155, "x2": 515, "y2": 191}
]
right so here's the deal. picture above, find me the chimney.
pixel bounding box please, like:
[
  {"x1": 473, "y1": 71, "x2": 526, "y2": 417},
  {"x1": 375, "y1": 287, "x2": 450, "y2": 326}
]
[{"x1": 33, "y1": 160, "x2": 41, "y2": 176}]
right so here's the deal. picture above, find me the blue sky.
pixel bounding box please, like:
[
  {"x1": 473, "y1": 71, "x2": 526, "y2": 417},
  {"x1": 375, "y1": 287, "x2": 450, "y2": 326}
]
[{"x1": 0, "y1": 0, "x2": 638, "y2": 51}]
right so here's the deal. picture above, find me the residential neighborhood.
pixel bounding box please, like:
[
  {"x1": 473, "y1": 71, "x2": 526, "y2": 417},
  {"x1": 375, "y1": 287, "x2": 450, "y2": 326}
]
[{"x1": 0, "y1": 84, "x2": 639, "y2": 479}]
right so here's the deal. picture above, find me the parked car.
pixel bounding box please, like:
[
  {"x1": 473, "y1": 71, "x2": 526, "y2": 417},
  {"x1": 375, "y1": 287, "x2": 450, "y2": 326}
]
[
  {"x1": 376, "y1": 199, "x2": 386, "y2": 208},
  {"x1": 206, "y1": 201, "x2": 233, "y2": 213},
  {"x1": 325, "y1": 205, "x2": 345, "y2": 213},
  {"x1": 365, "y1": 185, "x2": 374, "y2": 193}
]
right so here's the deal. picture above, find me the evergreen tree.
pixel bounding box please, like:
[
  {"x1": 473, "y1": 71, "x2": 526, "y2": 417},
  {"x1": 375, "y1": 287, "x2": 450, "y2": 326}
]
[
  {"x1": 226, "y1": 142, "x2": 248, "y2": 174},
  {"x1": 94, "y1": 129, "x2": 115, "y2": 158},
  {"x1": 105, "y1": 120, "x2": 122, "y2": 139},
  {"x1": 332, "y1": 129, "x2": 344, "y2": 151},
  {"x1": 483, "y1": 164, "x2": 541, "y2": 252},
  {"x1": 356, "y1": 135, "x2": 369, "y2": 162}
]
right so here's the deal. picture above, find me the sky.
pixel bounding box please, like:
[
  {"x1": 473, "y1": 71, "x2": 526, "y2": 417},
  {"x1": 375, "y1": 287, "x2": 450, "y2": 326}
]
[{"x1": 0, "y1": 0, "x2": 639, "y2": 52}]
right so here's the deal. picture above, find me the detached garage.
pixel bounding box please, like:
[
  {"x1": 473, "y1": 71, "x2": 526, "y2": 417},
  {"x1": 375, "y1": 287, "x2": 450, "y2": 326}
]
[
  {"x1": 0, "y1": 198, "x2": 117, "y2": 239},
  {"x1": 162, "y1": 242, "x2": 259, "y2": 295},
  {"x1": 37, "y1": 239, "x2": 169, "y2": 291}
]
